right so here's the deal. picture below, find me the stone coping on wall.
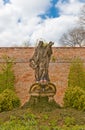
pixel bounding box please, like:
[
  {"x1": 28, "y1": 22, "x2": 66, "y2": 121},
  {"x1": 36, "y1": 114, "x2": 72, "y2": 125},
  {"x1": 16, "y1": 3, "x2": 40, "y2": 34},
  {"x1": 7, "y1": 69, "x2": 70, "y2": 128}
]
[{"x1": 0, "y1": 47, "x2": 85, "y2": 49}]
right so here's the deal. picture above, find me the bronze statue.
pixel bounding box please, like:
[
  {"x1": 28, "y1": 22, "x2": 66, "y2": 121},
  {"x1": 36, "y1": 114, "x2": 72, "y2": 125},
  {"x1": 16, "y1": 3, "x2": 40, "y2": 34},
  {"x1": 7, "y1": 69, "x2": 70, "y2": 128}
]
[{"x1": 29, "y1": 41, "x2": 54, "y2": 83}]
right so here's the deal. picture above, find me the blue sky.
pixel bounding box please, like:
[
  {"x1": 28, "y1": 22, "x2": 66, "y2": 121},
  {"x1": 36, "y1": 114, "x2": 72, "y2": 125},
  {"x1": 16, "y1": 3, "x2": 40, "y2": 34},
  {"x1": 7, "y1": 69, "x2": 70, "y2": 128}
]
[
  {"x1": 3, "y1": 0, "x2": 10, "y2": 4},
  {"x1": 0, "y1": 0, "x2": 84, "y2": 46},
  {"x1": 44, "y1": 0, "x2": 59, "y2": 18},
  {"x1": 3, "y1": 0, "x2": 60, "y2": 18}
]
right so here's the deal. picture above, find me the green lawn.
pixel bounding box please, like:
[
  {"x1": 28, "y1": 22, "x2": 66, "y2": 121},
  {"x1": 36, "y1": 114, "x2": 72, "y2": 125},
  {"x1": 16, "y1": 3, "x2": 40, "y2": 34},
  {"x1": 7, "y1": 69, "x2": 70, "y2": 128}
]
[{"x1": 0, "y1": 107, "x2": 85, "y2": 130}]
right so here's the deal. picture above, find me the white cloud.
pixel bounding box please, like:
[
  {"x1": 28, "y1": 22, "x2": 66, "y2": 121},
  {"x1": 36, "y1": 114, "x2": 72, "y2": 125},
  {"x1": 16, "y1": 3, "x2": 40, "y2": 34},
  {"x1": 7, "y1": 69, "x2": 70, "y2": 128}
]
[
  {"x1": 30, "y1": 15, "x2": 78, "y2": 46},
  {"x1": 0, "y1": 0, "x2": 51, "y2": 46},
  {"x1": 0, "y1": 0, "x2": 84, "y2": 47},
  {"x1": 0, "y1": 16, "x2": 42, "y2": 46},
  {"x1": 11, "y1": 0, "x2": 51, "y2": 18},
  {"x1": 30, "y1": 0, "x2": 84, "y2": 46},
  {"x1": 0, "y1": 0, "x2": 3, "y2": 8},
  {"x1": 56, "y1": 0, "x2": 84, "y2": 16}
]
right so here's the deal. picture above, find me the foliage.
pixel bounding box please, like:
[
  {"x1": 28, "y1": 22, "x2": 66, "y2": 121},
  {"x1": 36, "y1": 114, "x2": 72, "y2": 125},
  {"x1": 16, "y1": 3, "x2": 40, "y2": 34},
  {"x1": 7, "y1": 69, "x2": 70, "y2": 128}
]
[
  {"x1": 22, "y1": 96, "x2": 61, "y2": 112},
  {"x1": 0, "y1": 107, "x2": 85, "y2": 130},
  {"x1": 64, "y1": 86, "x2": 85, "y2": 111},
  {"x1": 64, "y1": 117, "x2": 76, "y2": 126},
  {"x1": 65, "y1": 58, "x2": 85, "y2": 111},
  {"x1": 0, "y1": 116, "x2": 85, "y2": 130},
  {"x1": 0, "y1": 89, "x2": 20, "y2": 112},
  {"x1": 0, "y1": 56, "x2": 15, "y2": 93},
  {"x1": 51, "y1": 55, "x2": 56, "y2": 62},
  {"x1": 68, "y1": 58, "x2": 85, "y2": 90}
]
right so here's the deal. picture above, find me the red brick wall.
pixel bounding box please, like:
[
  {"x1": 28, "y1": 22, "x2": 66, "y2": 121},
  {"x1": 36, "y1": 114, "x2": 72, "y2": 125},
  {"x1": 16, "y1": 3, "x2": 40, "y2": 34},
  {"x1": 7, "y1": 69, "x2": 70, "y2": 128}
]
[{"x1": 0, "y1": 47, "x2": 85, "y2": 106}]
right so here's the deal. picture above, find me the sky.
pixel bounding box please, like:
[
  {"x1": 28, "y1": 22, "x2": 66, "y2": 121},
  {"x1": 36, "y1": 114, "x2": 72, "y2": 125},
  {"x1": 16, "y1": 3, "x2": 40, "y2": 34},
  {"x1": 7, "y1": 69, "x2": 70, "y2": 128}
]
[{"x1": 0, "y1": 0, "x2": 84, "y2": 47}]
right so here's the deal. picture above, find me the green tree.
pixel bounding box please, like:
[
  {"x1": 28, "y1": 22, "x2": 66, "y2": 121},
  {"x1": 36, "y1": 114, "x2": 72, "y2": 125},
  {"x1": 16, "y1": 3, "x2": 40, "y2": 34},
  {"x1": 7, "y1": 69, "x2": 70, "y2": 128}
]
[
  {"x1": 0, "y1": 56, "x2": 15, "y2": 93},
  {"x1": 68, "y1": 58, "x2": 85, "y2": 90}
]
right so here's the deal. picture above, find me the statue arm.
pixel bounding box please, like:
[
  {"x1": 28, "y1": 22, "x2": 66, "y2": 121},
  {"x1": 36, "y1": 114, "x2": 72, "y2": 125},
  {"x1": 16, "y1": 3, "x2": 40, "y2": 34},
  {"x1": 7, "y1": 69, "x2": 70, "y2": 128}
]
[{"x1": 43, "y1": 44, "x2": 53, "y2": 57}]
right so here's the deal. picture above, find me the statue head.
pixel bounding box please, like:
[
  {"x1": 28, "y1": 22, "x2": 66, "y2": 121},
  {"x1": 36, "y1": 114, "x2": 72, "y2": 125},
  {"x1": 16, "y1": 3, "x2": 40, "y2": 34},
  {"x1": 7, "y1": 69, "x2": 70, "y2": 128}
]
[
  {"x1": 38, "y1": 41, "x2": 43, "y2": 47},
  {"x1": 49, "y1": 41, "x2": 54, "y2": 46}
]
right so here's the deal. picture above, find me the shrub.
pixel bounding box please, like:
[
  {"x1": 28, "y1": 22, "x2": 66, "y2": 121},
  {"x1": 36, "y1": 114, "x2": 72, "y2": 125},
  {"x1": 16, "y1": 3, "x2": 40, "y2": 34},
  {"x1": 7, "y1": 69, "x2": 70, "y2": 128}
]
[
  {"x1": 0, "y1": 56, "x2": 15, "y2": 93},
  {"x1": 78, "y1": 95, "x2": 85, "y2": 111},
  {"x1": 64, "y1": 86, "x2": 85, "y2": 111},
  {"x1": 51, "y1": 55, "x2": 56, "y2": 62},
  {"x1": 64, "y1": 117, "x2": 76, "y2": 126},
  {"x1": 68, "y1": 58, "x2": 85, "y2": 90},
  {"x1": 0, "y1": 89, "x2": 20, "y2": 112}
]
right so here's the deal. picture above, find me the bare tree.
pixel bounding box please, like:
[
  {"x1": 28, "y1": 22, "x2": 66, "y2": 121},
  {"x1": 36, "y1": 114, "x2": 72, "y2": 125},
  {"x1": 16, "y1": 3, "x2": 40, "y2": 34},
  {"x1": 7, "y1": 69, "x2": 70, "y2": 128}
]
[
  {"x1": 59, "y1": 27, "x2": 85, "y2": 47},
  {"x1": 22, "y1": 40, "x2": 31, "y2": 47},
  {"x1": 59, "y1": 5, "x2": 85, "y2": 47}
]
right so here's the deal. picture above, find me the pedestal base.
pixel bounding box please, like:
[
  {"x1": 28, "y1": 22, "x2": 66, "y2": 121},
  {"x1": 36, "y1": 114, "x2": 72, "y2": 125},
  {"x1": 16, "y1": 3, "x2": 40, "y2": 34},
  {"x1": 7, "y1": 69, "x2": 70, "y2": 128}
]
[{"x1": 29, "y1": 82, "x2": 56, "y2": 101}]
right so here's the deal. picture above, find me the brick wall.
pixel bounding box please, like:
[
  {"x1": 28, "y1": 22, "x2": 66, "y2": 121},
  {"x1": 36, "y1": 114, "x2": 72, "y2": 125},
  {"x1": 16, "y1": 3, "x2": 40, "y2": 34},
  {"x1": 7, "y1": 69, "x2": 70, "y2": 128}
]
[{"x1": 0, "y1": 47, "x2": 85, "y2": 106}]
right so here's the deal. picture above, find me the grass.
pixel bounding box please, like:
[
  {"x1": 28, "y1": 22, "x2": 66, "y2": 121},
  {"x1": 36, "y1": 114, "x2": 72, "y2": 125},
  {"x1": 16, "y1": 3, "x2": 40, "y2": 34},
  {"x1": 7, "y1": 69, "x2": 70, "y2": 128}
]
[
  {"x1": 0, "y1": 108, "x2": 85, "y2": 130},
  {"x1": 0, "y1": 97, "x2": 85, "y2": 130},
  {"x1": 0, "y1": 96, "x2": 85, "y2": 127}
]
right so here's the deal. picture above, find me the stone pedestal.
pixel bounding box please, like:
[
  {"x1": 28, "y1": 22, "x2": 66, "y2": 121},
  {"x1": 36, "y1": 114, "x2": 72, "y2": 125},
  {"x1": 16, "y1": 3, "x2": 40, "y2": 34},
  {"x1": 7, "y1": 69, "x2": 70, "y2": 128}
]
[{"x1": 29, "y1": 82, "x2": 56, "y2": 102}]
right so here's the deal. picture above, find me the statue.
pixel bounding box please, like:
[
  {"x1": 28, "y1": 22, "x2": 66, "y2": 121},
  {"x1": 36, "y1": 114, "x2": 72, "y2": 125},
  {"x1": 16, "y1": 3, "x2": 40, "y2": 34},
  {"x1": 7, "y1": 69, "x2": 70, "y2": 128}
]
[
  {"x1": 29, "y1": 41, "x2": 56, "y2": 102},
  {"x1": 29, "y1": 41, "x2": 54, "y2": 83}
]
